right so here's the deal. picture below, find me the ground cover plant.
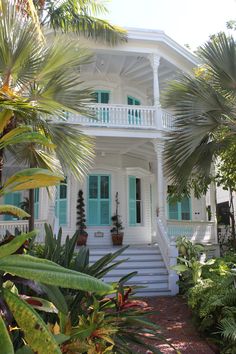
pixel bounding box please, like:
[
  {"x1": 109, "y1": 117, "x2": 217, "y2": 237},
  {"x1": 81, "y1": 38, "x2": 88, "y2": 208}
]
[{"x1": 174, "y1": 236, "x2": 236, "y2": 353}]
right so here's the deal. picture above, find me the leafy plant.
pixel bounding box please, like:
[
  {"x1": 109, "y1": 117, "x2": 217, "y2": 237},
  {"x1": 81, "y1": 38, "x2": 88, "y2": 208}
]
[
  {"x1": 76, "y1": 189, "x2": 88, "y2": 236},
  {"x1": 111, "y1": 192, "x2": 124, "y2": 235}
]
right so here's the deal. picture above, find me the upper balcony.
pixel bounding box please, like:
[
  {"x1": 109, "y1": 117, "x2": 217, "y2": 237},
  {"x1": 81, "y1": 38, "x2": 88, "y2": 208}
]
[{"x1": 67, "y1": 104, "x2": 175, "y2": 131}]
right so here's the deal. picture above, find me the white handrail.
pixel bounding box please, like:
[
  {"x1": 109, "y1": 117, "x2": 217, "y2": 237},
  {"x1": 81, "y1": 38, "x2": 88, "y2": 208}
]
[{"x1": 156, "y1": 218, "x2": 179, "y2": 295}]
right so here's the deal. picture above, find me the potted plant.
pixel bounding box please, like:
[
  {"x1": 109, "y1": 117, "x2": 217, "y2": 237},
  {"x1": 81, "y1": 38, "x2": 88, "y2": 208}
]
[
  {"x1": 76, "y1": 189, "x2": 88, "y2": 246},
  {"x1": 111, "y1": 192, "x2": 124, "y2": 246}
]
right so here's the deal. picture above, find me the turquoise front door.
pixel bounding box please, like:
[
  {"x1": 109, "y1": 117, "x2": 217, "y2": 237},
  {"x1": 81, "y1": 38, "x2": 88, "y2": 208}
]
[{"x1": 127, "y1": 96, "x2": 141, "y2": 125}]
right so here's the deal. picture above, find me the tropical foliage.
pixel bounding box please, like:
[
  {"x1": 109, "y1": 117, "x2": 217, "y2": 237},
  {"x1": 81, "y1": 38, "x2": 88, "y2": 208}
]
[
  {"x1": 164, "y1": 33, "x2": 236, "y2": 196},
  {"x1": 18, "y1": 0, "x2": 127, "y2": 45},
  {"x1": 174, "y1": 237, "x2": 236, "y2": 353}
]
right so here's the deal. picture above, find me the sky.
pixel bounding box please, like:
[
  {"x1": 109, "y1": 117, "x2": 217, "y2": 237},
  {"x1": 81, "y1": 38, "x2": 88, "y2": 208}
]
[{"x1": 104, "y1": 0, "x2": 236, "y2": 50}]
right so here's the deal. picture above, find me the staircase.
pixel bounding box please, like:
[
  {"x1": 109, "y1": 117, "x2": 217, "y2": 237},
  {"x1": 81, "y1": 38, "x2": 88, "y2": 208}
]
[{"x1": 89, "y1": 245, "x2": 171, "y2": 297}]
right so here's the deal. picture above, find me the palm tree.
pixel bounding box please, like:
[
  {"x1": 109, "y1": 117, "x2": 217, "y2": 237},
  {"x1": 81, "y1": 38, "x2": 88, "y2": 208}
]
[
  {"x1": 0, "y1": 1, "x2": 95, "y2": 229},
  {"x1": 17, "y1": 0, "x2": 127, "y2": 45},
  {"x1": 164, "y1": 33, "x2": 236, "y2": 195}
]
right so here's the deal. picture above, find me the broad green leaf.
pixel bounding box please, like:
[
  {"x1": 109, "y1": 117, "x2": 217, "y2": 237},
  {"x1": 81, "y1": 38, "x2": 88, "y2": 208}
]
[
  {"x1": 54, "y1": 334, "x2": 70, "y2": 345},
  {"x1": 0, "y1": 315, "x2": 14, "y2": 354},
  {"x1": 0, "y1": 255, "x2": 112, "y2": 293},
  {"x1": 3, "y1": 288, "x2": 61, "y2": 354},
  {"x1": 0, "y1": 126, "x2": 31, "y2": 142},
  {"x1": 40, "y1": 284, "x2": 68, "y2": 314},
  {"x1": 16, "y1": 346, "x2": 34, "y2": 354},
  {"x1": 0, "y1": 110, "x2": 12, "y2": 133},
  {"x1": 0, "y1": 231, "x2": 36, "y2": 259},
  {"x1": 0, "y1": 168, "x2": 64, "y2": 195},
  {"x1": 0, "y1": 205, "x2": 30, "y2": 219},
  {"x1": 171, "y1": 264, "x2": 188, "y2": 273},
  {"x1": 23, "y1": 296, "x2": 58, "y2": 313}
]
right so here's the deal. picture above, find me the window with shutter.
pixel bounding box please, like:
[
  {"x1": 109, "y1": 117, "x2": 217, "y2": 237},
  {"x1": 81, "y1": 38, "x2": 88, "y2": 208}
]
[
  {"x1": 55, "y1": 180, "x2": 67, "y2": 225},
  {"x1": 4, "y1": 192, "x2": 22, "y2": 221},
  {"x1": 88, "y1": 175, "x2": 111, "y2": 226},
  {"x1": 167, "y1": 187, "x2": 191, "y2": 221},
  {"x1": 129, "y1": 176, "x2": 142, "y2": 226}
]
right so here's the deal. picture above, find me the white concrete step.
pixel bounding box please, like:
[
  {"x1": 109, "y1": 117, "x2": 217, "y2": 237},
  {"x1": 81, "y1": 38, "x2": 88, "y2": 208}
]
[
  {"x1": 88, "y1": 245, "x2": 170, "y2": 297},
  {"x1": 89, "y1": 254, "x2": 163, "y2": 262}
]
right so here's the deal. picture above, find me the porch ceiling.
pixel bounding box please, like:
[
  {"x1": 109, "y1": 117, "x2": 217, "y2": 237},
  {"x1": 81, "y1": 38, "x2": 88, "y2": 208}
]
[
  {"x1": 81, "y1": 53, "x2": 178, "y2": 90},
  {"x1": 94, "y1": 136, "x2": 156, "y2": 159}
]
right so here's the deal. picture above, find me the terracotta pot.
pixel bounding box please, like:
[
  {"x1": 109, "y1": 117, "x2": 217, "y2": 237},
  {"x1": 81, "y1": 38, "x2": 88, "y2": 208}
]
[
  {"x1": 77, "y1": 233, "x2": 88, "y2": 246},
  {"x1": 111, "y1": 232, "x2": 124, "y2": 246}
]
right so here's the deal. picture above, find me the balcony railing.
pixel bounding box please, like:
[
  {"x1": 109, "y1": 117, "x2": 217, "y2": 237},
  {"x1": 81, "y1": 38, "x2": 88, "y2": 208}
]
[
  {"x1": 167, "y1": 220, "x2": 217, "y2": 244},
  {"x1": 0, "y1": 220, "x2": 46, "y2": 243},
  {"x1": 67, "y1": 104, "x2": 160, "y2": 129}
]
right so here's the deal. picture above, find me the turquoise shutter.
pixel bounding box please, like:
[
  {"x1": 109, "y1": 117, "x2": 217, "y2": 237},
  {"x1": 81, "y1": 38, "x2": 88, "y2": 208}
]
[
  {"x1": 100, "y1": 175, "x2": 110, "y2": 225},
  {"x1": 4, "y1": 193, "x2": 21, "y2": 221},
  {"x1": 129, "y1": 176, "x2": 136, "y2": 226},
  {"x1": 181, "y1": 197, "x2": 191, "y2": 220},
  {"x1": 55, "y1": 183, "x2": 67, "y2": 225},
  {"x1": 88, "y1": 175, "x2": 99, "y2": 225},
  {"x1": 34, "y1": 188, "x2": 39, "y2": 220},
  {"x1": 168, "y1": 201, "x2": 179, "y2": 220}
]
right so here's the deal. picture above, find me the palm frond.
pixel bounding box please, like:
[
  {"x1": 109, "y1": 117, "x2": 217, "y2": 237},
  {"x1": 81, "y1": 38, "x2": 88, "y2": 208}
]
[
  {"x1": 42, "y1": 122, "x2": 95, "y2": 180},
  {"x1": 164, "y1": 70, "x2": 236, "y2": 191},
  {"x1": 43, "y1": 0, "x2": 127, "y2": 45}
]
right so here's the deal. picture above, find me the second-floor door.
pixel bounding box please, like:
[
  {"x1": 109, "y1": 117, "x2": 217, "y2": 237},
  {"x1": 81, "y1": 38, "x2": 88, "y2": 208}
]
[
  {"x1": 95, "y1": 90, "x2": 110, "y2": 123},
  {"x1": 127, "y1": 96, "x2": 141, "y2": 125}
]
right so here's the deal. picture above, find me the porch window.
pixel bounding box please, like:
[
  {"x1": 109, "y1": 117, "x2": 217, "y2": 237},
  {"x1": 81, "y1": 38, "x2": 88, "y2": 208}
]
[
  {"x1": 127, "y1": 96, "x2": 141, "y2": 125},
  {"x1": 95, "y1": 90, "x2": 110, "y2": 123},
  {"x1": 55, "y1": 180, "x2": 67, "y2": 225},
  {"x1": 168, "y1": 194, "x2": 191, "y2": 221},
  {"x1": 129, "y1": 176, "x2": 142, "y2": 226},
  {"x1": 88, "y1": 175, "x2": 111, "y2": 226},
  {"x1": 4, "y1": 192, "x2": 22, "y2": 221}
]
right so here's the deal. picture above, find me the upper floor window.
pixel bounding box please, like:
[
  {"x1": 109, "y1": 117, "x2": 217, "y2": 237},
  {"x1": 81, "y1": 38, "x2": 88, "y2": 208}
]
[
  {"x1": 95, "y1": 90, "x2": 110, "y2": 104},
  {"x1": 88, "y1": 175, "x2": 111, "y2": 226},
  {"x1": 127, "y1": 96, "x2": 141, "y2": 125},
  {"x1": 129, "y1": 176, "x2": 142, "y2": 226}
]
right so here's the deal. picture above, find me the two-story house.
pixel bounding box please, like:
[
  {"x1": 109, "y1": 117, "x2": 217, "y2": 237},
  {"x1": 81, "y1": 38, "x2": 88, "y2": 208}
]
[{"x1": 0, "y1": 28, "x2": 218, "y2": 296}]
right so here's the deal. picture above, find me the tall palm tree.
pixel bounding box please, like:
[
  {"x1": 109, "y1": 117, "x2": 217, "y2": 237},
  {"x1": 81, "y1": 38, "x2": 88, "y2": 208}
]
[
  {"x1": 164, "y1": 33, "x2": 236, "y2": 195},
  {"x1": 17, "y1": 0, "x2": 127, "y2": 45},
  {"x1": 0, "y1": 1, "x2": 95, "y2": 229}
]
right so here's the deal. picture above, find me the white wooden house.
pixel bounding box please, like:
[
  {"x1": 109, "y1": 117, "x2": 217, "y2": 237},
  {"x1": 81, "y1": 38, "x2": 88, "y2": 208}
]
[{"x1": 0, "y1": 28, "x2": 218, "y2": 295}]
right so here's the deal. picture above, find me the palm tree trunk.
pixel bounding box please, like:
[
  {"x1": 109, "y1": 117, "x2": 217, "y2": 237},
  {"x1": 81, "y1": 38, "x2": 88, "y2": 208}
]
[{"x1": 28, "y1": 188, "x2": 35, "y2": 232}]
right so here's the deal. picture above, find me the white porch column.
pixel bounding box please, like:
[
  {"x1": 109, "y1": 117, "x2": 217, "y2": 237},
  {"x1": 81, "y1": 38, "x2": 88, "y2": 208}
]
[
  {"x1": 210, "y1": 181, "x2": 218, "y2": 244},
  {"x1": 153, "y1": 140, "x2": 166, "y2": 221},
  {"x1": 149, "y1": 53, "x2": 162, "y2": 130}
]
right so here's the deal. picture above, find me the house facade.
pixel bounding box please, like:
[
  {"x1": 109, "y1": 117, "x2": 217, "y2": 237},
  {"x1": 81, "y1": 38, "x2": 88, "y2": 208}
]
[{"x1": 0, "y1": 28, "x2": 218, "y2": 295}]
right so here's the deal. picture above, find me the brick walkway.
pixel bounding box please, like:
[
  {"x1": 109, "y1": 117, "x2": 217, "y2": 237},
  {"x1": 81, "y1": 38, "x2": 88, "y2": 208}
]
[{"x1": 143, "y1": 296, "x2": 217, "y2": 354}]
